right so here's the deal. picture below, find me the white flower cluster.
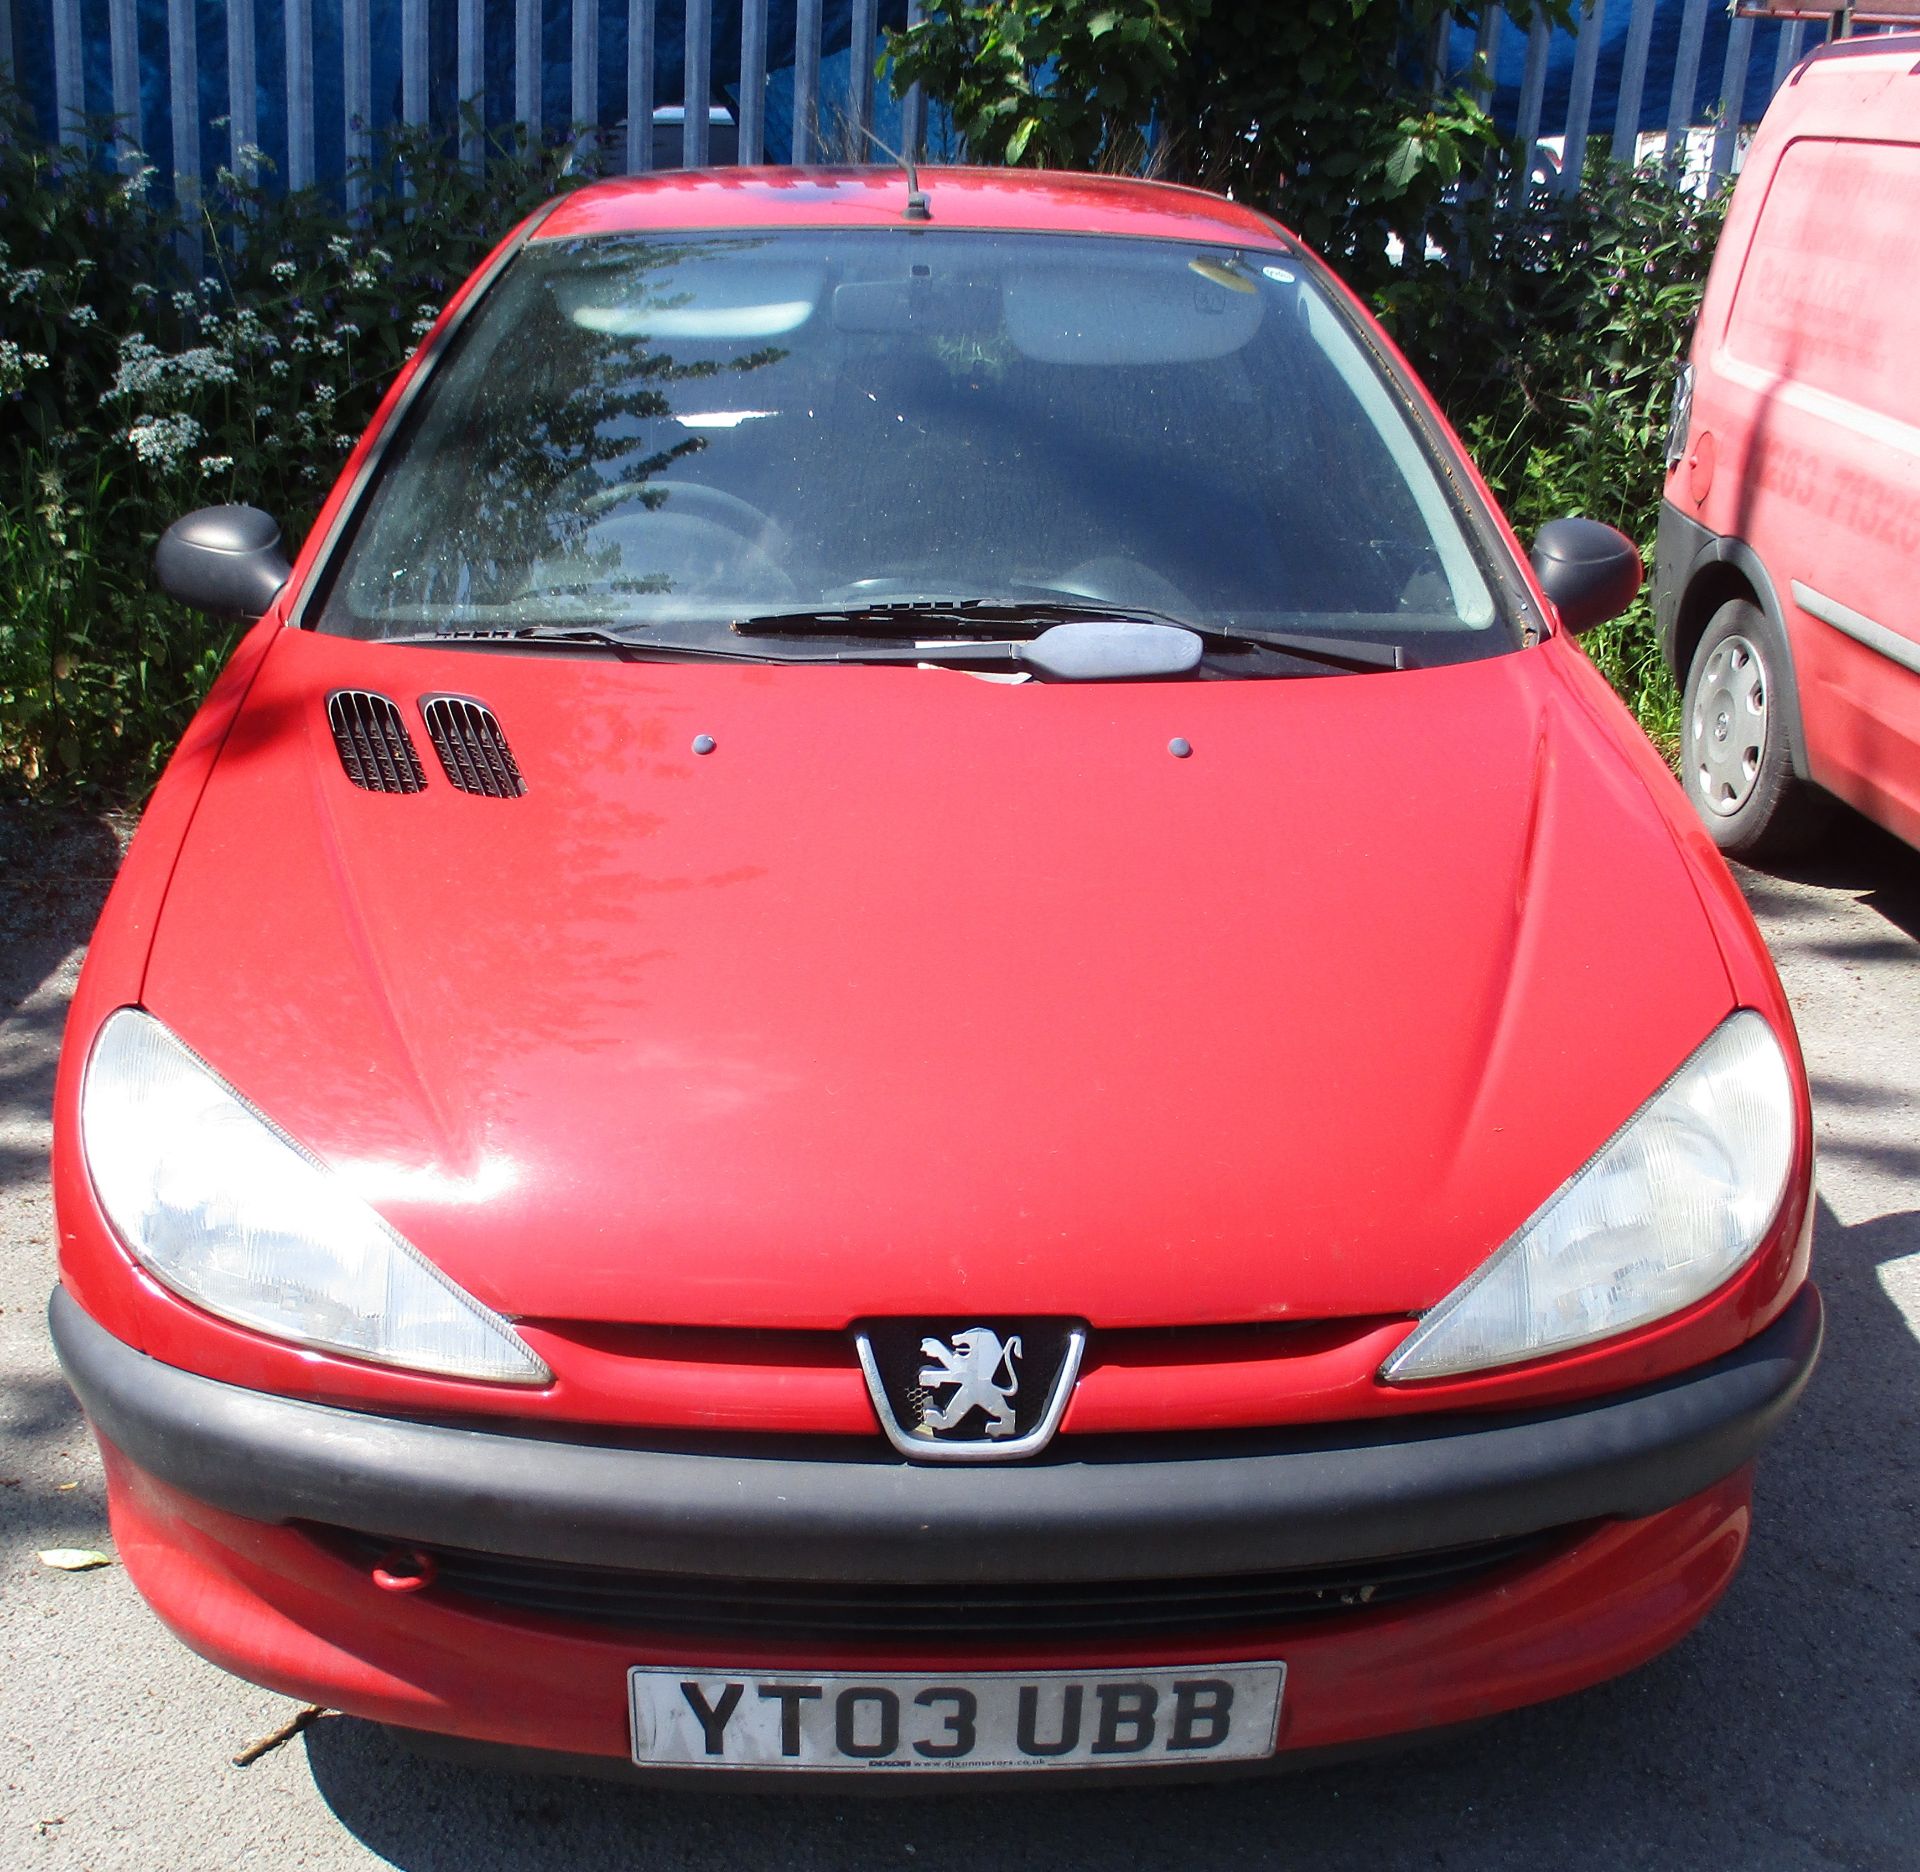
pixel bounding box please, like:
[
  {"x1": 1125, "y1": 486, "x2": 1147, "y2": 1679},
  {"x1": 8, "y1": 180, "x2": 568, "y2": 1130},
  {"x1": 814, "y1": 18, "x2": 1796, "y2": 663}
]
[
  {"x1": 126, "y1": 412, "x2": 202, "y2": 467},
  {"x1": 107, "y1": 330, "x2": 246, "y2": 471},
  {"x1": 0, "y1": 338, "x2": 52, "y2": 395},
  {"x1": 105, "y1": 335, "x2": 238, "y2": 401}
]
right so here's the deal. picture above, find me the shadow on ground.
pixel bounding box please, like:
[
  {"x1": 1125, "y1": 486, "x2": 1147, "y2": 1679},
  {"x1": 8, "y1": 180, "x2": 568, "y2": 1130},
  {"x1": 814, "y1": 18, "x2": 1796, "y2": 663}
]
[
  {"x1": 303, "y1": 1192, "x2": 1920, "y2": 1872},
  {"x1": 0, "y1": 807, "x2": 126, "y2": 1193},
  {"x1": 1736, "y1": 812, "x2": 1920, "y2": 946}
]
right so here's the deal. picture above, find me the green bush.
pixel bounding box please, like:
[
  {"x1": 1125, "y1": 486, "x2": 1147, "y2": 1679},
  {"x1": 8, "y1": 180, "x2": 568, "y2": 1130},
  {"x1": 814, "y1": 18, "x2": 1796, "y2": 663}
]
[
  {"x1": 890, "y1": 3, "x2": 1574, "y2": 299},
  {"x1": 1380, "y1": 158, "x2": 1729, "y2": 754}
]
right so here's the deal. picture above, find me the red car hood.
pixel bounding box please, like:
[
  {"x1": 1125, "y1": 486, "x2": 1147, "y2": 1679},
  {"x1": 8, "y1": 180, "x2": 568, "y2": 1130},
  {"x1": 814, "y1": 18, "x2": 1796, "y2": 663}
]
[{"x1": 142, "y1": 629, "x2": 1732, "y2": 1329}]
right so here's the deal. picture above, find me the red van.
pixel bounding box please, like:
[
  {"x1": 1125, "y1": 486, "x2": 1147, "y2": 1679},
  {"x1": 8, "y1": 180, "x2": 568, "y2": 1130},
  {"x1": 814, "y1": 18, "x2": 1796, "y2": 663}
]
[{"x1": 1656, "y1": 34, "x2": 1920, "y2": 857}]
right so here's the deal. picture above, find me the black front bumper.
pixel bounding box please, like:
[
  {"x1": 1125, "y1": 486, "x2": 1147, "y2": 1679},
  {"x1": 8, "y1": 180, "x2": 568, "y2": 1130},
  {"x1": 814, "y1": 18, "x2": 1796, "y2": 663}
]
[{"x1": 51, "y1": 1283, "x2": 1821, "y2": 1585}]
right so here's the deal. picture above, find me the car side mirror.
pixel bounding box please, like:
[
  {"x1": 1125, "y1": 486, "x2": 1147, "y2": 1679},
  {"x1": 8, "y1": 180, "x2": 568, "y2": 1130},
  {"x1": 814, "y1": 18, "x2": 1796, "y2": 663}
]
[
  {"x1": 155, "y1": 505, "x2": 294, "y2": 620},
  {"x1": 1529, "y1": 517, "x2": 1643, "y2": 636}
]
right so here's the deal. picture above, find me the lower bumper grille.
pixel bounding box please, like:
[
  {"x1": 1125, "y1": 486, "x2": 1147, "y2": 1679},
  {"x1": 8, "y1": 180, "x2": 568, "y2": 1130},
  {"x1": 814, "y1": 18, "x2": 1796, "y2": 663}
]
[{"x1": 330, "y1": 1529, "x2": 1564, "y2": 1642}]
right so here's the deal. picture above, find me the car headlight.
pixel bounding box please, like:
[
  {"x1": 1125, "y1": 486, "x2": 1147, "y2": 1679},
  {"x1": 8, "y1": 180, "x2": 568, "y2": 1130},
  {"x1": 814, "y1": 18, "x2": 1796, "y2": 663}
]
[
  {"x1": 81, "y1": 1008, "x2": 549, "y2": 1384},
  {"x1": 1382, "y1": 1010, "x2": 1796, "y2": 1383}
]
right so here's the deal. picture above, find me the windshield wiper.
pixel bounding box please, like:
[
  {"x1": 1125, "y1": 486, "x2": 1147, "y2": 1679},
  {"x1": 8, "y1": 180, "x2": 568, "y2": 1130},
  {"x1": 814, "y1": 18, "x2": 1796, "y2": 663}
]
[
  {"x1": 379, "y1": 610, "x2": 1403, "y2": 676},
  {"x1": 1203, "y1": 625, "x2": 1404, "y2": 672},
  {"x1": 380, "y1": 618, "x2": 1202, "y2": 682},
  {"x1": 733, "y1": 601, "x2": 1405, "y2": 672},
  {"x1": 377, "y1": 624, "x2": 785, "y2": 662}
]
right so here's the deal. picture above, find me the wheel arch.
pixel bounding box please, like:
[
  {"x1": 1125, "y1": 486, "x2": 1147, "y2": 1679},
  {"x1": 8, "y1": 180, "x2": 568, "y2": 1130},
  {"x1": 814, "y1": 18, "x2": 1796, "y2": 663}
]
[{"x1": 1672, "y1": 538, "x2": 1811, "y2": 781}]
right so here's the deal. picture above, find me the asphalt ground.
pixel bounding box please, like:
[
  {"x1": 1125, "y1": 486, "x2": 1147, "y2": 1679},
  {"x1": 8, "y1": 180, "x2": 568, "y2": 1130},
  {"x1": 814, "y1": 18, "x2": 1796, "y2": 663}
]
[{"x1": 3, "y1": 805, "x2": 1916, "y2": 1872}]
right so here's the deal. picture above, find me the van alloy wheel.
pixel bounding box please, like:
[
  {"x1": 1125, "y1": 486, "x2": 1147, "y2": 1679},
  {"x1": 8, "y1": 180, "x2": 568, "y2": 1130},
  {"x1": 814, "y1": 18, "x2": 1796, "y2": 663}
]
[
  {"x1": 1680, "y1": 598, "x2": 1828, "y2": 860},
  {"x1": 1691, "y1": 634, "x2": 1768, "y2": 816}
]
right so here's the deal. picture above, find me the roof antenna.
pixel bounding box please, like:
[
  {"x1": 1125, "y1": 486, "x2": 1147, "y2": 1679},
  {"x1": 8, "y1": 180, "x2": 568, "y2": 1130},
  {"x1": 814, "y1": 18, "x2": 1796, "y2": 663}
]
[
  {"x1": 903, "y1": 152, "x2": 932, "y2": 222},
  {"x1": 867, "y1": 125, "x2": 932, "y2": 222}
]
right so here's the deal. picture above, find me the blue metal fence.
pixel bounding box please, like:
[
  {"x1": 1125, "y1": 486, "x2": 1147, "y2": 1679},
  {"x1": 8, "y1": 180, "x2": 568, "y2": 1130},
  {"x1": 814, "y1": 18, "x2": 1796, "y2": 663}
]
[
  {"x1": 2, "y1": 0, "x2": 920, "y2": 195},
  {"x1": 0, "y1": 0, "x2": 1888, "y2": 204}
]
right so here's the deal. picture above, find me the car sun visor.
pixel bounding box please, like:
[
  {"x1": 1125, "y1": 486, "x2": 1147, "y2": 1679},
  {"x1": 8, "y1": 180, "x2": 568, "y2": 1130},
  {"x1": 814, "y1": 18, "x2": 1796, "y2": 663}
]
[
  {"x1": 559, "y1": 265, "x2": 825, "y2": 340},
  {"x1": 829, "y1": 258, "x2": 1266, "y2": 365},
  {"x1": 1003, "y1": 258, "x2": 1266, "y2": 365}
]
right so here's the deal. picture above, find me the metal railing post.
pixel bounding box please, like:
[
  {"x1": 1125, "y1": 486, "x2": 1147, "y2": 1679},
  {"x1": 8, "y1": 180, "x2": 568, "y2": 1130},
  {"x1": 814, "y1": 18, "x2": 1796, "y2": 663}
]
[
  {"x1": 683, "y1": 0, "x2": 711, "y2": 164},
  {"x1": 286, "y1": 0, "x2": 316, "y2": 191},
  {"x1": 1664, "y1": 0, "x2": 1711, "y2": 176},
  {"x1": 1513, "y1": 16, "x2": 1552, "y2": 204},
  {"x1": 794, "y1": 0, "x2": 823, "y2": 162},
  {"x1": 52, "y1": 0, "x2": 83, "y2": 141},
  {"x1": 459, "y1": 0, "x2": 484, "y2": 170},
  {"x1": 1612, "y1": 0, "x2": 1657, "y2": 165},
  {"x1": 112, "y1": 0, "x2": 145, "y2": 167},
  {"x1": 167, "y1": 0, "x2": 200, "y2": 265},
  {"x1": 739, "y1": 0, "x2": 768, "y2": 164},
  {"x1": 516, "y1": 0, "x2": 542, "y2": 141},
  {"x1": 626, "y1": 0, "x2": 656, "y2": 170},
  {"x1": 850, "y1": 0, "x2": 879, "y2": 152},
  {"x1": 573, "y1": 0, "x2": 599, "y2": 129},
  {"x1": 900, "y1": 0, "x2": 926, "y2": 161},
  {"x1": 1711, "y1": 13, "x2": 1754, "y2": 180},
  {"x1": 344, "y1": 0, "x2": 371, "y2": 207},
  {"x1": 1560, "y1": 0, "x2": 1607, "y2": 193}
]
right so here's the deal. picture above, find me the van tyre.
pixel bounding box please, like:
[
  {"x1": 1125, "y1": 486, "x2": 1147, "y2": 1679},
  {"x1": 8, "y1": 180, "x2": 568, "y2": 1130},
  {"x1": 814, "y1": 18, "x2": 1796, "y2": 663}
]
[{"x1": 1681, "y1": 599, "x2": 1829, "y2": 860}]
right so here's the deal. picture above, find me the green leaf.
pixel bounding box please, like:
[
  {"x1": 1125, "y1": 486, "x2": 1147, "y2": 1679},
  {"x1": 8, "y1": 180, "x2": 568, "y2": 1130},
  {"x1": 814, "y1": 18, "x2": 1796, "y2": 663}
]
[{"x1": 1384, "y1": 137, "x2": 1423, "y2": 193}]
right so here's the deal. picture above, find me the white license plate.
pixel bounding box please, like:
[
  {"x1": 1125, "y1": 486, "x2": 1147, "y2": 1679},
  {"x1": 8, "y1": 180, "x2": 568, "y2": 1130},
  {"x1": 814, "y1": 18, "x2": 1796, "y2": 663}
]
[{"x1": 628, "y1": 1663, "x2": 1285, "y2": 1772}]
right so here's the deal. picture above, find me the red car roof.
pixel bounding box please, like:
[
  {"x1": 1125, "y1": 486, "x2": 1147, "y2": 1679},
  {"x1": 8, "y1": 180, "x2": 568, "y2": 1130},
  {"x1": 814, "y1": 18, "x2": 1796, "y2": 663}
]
[{"x1": 535, "y1": 164, "x2": 1291, "y2": 247}]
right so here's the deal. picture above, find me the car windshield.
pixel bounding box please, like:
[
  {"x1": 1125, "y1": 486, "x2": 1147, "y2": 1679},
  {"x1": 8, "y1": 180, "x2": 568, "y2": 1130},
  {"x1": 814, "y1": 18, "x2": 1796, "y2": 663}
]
[{"x1": 317, "y1": 229, "x2": 1510, "y2": 663}]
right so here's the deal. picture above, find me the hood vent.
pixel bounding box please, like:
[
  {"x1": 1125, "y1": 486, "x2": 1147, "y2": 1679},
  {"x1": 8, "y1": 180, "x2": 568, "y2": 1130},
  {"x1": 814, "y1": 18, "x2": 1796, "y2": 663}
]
[
  {"x1": 327, "y1": 690, "x2": 427, "y2": 794},
  {"x1": 421, "y1": 695, "x2": 526, "y2": 799}
]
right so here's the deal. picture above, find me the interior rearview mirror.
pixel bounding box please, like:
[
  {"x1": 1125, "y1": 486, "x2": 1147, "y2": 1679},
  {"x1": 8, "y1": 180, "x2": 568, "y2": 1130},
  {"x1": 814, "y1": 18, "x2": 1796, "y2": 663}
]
[
  {"x1": 1529, "y1": 517, "x2": 1644, "y2": 636},
  {"x1": 155, "y1": 505, "x2": 294, "y2": 620}
]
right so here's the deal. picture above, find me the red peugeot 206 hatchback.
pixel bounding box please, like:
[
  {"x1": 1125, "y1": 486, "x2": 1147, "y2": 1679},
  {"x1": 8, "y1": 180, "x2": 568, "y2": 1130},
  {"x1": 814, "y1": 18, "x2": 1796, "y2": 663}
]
[{"x1": 52, "y1": 168, "x2": 1819, "y2": 1783}]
